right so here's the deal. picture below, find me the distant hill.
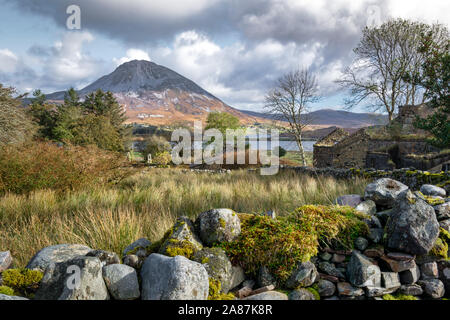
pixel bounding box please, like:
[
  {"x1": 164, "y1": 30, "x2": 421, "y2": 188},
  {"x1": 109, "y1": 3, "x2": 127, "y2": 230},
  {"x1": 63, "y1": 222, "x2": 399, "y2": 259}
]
[{"x1": 240, "y1": 109, "x2": 389, "y2": 128}]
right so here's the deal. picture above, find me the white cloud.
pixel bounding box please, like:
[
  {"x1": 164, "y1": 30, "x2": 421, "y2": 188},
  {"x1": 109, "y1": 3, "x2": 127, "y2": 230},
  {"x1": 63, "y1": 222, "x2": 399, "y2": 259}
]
[
  {"x1": 0, "y1": 49, "x2": 19, "y2": 73},
  {"x1": 113, "y1": 49, "x2": 151, "y2": 66}
]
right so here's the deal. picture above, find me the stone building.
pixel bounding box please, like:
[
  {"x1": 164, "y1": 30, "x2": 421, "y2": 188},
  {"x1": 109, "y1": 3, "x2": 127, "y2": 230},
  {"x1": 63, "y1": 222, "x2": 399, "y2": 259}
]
[{"x1": 313, "y1": 104, "x2": 448, "y2": 170}]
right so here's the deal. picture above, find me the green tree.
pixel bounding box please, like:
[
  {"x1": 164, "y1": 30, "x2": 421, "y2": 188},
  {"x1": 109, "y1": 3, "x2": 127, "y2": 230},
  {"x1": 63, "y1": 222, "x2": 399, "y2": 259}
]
[
  {"x1": 28, "y1": 89, "x2": 57, "y2": 139},
  {"x1": 205, "y1": 112, "x2": 240, "y2": 136},
  {"x1": 142, "y1": 135, "x2": 171, "y2": 161},
  {"x1": 411, "y1": 30, "x2": 450, "y2": 148},
  {"x1": 0, "y1": 84, "x2": 36, "y2": 146}
]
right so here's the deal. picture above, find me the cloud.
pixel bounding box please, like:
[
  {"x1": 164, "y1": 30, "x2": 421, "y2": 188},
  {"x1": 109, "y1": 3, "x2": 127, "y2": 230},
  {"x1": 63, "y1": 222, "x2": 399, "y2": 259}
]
[
  {"x1": 0, "y1": 49, "x2": 19, "y2": 73},
  {"x1": 113, "y1": 49, "x2": 151, "y2": 66}
]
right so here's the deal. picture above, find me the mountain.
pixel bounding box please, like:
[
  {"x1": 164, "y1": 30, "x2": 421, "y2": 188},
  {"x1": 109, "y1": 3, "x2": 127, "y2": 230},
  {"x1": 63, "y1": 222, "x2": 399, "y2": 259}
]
[
  {"x1": 46, "y1": 60, "x2": 262, "y2": 125},
  {"x1": 240, "y1": 109, "x2": 389, "y2": 128},
  {"x1": 45, "y1": 60, "x2": 388, "y2": 128}
]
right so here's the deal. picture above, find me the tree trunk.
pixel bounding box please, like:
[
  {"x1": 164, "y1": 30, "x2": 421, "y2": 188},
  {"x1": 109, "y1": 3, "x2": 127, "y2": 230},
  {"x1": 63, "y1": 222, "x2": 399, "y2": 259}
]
[{"x1": 295, "y1": 135, "x2": 307, "y2": 167}]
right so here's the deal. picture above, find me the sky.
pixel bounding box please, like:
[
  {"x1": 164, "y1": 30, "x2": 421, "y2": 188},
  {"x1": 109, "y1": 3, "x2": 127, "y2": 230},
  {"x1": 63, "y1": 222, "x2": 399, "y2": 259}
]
[{"x1": 0, "y1": 0, "x2": 449, "y2": 112}]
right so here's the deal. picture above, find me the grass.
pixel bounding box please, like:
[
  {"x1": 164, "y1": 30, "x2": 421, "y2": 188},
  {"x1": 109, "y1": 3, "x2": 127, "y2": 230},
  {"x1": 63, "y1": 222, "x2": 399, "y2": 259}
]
[
  {"x1": 0, "y1": 168, "x2": 367, "y2": 267},
  {"x1": 281, "y1": 151, "x2": 313, "y2": 166}
]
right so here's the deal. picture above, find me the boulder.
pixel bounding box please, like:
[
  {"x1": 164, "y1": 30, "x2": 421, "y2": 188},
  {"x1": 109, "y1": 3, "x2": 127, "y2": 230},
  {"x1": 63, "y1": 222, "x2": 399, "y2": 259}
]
[
  {"x1": 123, "y1": 254, "x2": 140, "y2": 269},
  {"x1": 35, "y1": 256, "x2": 109, "y2": 300},
  {"x1": 398, "y1": 284, "x2": 423, "y2": 296},
  {"x1": 364, "y1": 178, "x2": 409, "y2": 208},
  {"x1": 421, "y1": 185, "x2": 446, "y2": 198},
  {"x1": 288, "y1": 289, "x2": 316, "y2": 300},
  {"x1": 26, "y1": 244, "x2": 92, "y2": 271},
  {"x1": 418, "y1": 279, "x2": 445, "y2": 299},
  {"x1": 159, "y1": 217, "x2": 203, "y2": 258},
  {"x1": 337, "y1": 282, "x2": 364, "y2": 297},
  {"x1": 192, "y1": 247, "x2": 233, "y2": 293},
  {"x1": 335, "y1": 195, "x2": 363, "y2": 208},
  {"x1": 385, "y1": 190, "x2": 440, "y2": 255},
  {"x1": 102, "y1": 264, "x2": 140, "y2": 300},
  {"x1": 285, "y1": 261, "x2": 318, "y2": 289},
  {"x1": 196, "y1": 209, "x2": 241, "y2": 246},
  {"x1": 86, "y1": 250, "x2": 120, "y2": 267},
  {"x1": 243, "y1": 291, "x2": 288, "y2": 300},
  {"x1": 0, "y1": 251, "x2": 12, "y2": 272},
  {"x1": 439, "y1": 267, "x2": 450, "y2": 293},
  {"x1": 355, "y1": 200, "x2": 377, "y2": 215},
  {"x1": 420, "y1": 262, "x2": 439, "y2": 280},
  {"x1": 122, "y1": 238, "x2": 151, "y2": 257},
  {"x1": 400, "y1": 265, "x2": 420, "y2": 285},
  {"x1": 346, "y1": 251, "x2": 381, "y2": 288},
  {"x1": 141, "y1": 254, "x2": 209, "y2": 300},
  {"x1": 318, "y1": 279, "x2": 336, "y2": 297}
]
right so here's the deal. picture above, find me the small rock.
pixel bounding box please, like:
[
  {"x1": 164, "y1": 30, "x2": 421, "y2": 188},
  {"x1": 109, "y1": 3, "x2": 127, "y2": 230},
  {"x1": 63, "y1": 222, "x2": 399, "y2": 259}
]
[
  {"x1": 332, "y1": 254, "x2": 346, "y2": 264},
  {"x1": 122, "y1": 238, "x2": 151, "y2": 257},
  {"x1": 364, "y1": 178, "x2": 409, "y2": 208},
  {"x1": 374, "y1": 209, "x2": 392, "y2": 226},
  {"x1": 141, "y1": 254, "x2": 209, "y2": 300},
  {"x1": 400, "y1": 265, "x2": 420, "y2": 285},
  {"x1": 285, "y1": 261, "x2": 318, "y2": 289},
  {"x1": 319, "y1": 273, "x2": 339, "y2": 283},
  {"x1": 368, "y1": 228, "x2": 384, "y2": 244},
  {"x1": 439, "y1": 267, "x2": 450, "y2": 293},
  {"x1": 123, "y1": 254, "x2": 140, "y2": 269},
  {"x1": 262, "y1": 210, "x2": 276, "y2": 219},
  {"x1": 355, "y1": 200, "x2": 377, "y2": 215},
  {"x1": 386, "y1": 252, "x2": 415, "y2": 261},
  {"x1": 379, "y1": 255, "x2": 416, "y2": 273},
  {"x1": 440, "y1": 219, "x2": 450, "y2": 233},
  {"x1": 364, "y1": 215, "x2": 383, "y2": 229},
  {"x1": 26, "y1": 244, "x2": 92, "y2": 271},
  {"x1": 230, "y1": 266, "x2": 246, "y2": 290},
  {"x1": 418, "y1": 279, "x2": 445, "y2": 299},
  {"x1": 355, "y1": 237, "x2": 369, "y2": 251},
  {"x1": 0, "y1": 294, "x2": 28, "y2": 300},
  {"x1": 364, "y1": 247, "x2": 385, "y2": 259},
  {"x1": 319, "y1": 252, "x2": 332, "y2": 261},
  {"x1": 420, "y1": 185, "x2": 446, "y2": 198},
  {"x1": 381, "y1": 272, "x2": 401, "y2": 291},
  {"x1": 435, "y1": 203, "x2": 450, "y2": 221},
  {"x1": 86, "y1": 250, "x2": 120, "y2": 267},
  {"x1": 257, "y1": 266, "x2": 277, "y2": 288},
  {"x1": 346, "y1": 251, "x2": 381, "y2": 288},
  {"x1": 336, "y1": 195, "x2": 363, "y2": 208},
  {"x1": 398, "y1": 284, "x2": 423, "y2": 296},
  {"x1": 337, "y1": 282, "x2": 364, "y2": 297},
  {"x1": 318, "y1": 279, "x2": 336, "y2": 297},
  {"x1": 317, "y1": 261, "x2": 345, "y2": 279},
  {"x1": 288, "y1": 289, "x2": 316, "y2": 300},
  {"x1": 243, "y1": 291, "x2": 288, "y2": 300},
  {"x1": 196, "y1": 209, "x2": 241, "y2": 246},
  {"x1": 102, "y1": 264, "x2": 140, "y2": 300},
  {"x1": 420, "y1": 262, "x2": 439, "y2": 280},
  {"x1": 0, "y1": 251, "x2": 12, "y2": 272}
]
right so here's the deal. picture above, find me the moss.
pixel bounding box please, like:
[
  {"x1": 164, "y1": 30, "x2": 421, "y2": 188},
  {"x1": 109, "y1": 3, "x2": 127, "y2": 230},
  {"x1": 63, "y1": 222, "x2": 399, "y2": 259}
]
[
  {"x1": 0, "y1": 285, "x2": 15, "y2": 296},
  {"x1": 2, "y1": 268, "x2": 43, "y2": 297},
  {"x1": 207, "y1": 278, "x2": 235, "y2": 300},
  {"x1": 219, "y1": 218, "x2": 226, "y2": 229},
  {"x1": 430, "y1": 238, "x2": 448, "y2": 259},
  {"x1": 218, "y1": 206, "x2": 368, "y2": 284},
  {"x1": 306, "y1": 286, "x2": 321, "y2": 300},
  {"x1": 164, "y1": 239, "x2": 196, "y2": 259},
  {"x1": 382, "y1": 294, "x2": 418, "y2": 300},
  {"x1": 201, "y1": 257, "x2": 210, "y2": 264}
]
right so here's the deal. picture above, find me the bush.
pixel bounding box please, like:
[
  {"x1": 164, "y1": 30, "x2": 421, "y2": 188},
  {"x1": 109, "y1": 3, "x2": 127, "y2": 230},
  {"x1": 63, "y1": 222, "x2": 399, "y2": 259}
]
[
  {"x1": 143, "y1": 135, "x2": 171, "y2": 162},
  {"x1": 218, "y1": 205, "x2": 368, "y2": 283},
  {"x1": 274, "y1": 146, "x2": 287, "y2": 157},
  {"x1": 0, "y1": 142, "x2": 132, "y2": 194}
]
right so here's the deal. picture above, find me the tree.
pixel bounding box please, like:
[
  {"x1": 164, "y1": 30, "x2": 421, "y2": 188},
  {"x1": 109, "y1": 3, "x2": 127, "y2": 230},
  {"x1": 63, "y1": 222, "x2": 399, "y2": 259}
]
[
  {"x1": 410, "y1": 29, "x2": 450, "y2": 148},
  {"x1": 338, "y1": 19, "x2": 448, "y2": 121},
  {"x1": 142, "y1": 135, "x2": 171, "y2": 161},
  {"x1": 28, "y1": 89, "x2": 57, "y2": 139},
  {"x1": 265, "y1": 69, "x2": 320, "y2": 166},
  {"x1": 0, "y1": 84, "x2": 36, "y2": 146},
  {"x1": 205, "y1": 112, "x2": 240, "y2": 136}
]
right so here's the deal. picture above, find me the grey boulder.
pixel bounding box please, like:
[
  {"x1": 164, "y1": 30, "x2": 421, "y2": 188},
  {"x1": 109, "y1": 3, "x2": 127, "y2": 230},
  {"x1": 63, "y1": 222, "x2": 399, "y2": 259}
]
[
  {"x1": 86, "y1": 250, "x2": 120, "y2": 267},
  {"x1": 196, "y1": 209, "x2": 241, "y2": 246},
  {"x1": 346, "y1": 251, "x2": 381, "y2": 288},
  {"x1": 364, "y1": 178, "x2": 409, "y2": 207},
  {"x1": 141, "y1": 254, "x2": 209, "y2": 300},
  {"x1": 26, "y1": 244, "x2": 92, "y2": 271},
  {"x1": 285, "y1": 261, "x2": 318, "y2": 289},
  {"x1": 385, "y1": 190, "x2": 440, "y2": 255},
  {"x1": 35, "y1": 256, "x2": 109, "y2": 300},
  {"x1": 355, "y1": 200, "x2": 377, "y2": 215},
  {"x1": 0, "y1": 251, "x2": 12, "y2": 272},
  {"x1": 421, "y1": 184, "x2": 446, "y2": 198},
  {"x1": 288, "y1": 289, "x2": 316, "y2": 300},
  {"x1": 122, "y1": 238, "x2": 151, "y2": 257},
  {"x1": 418, "y1": 279, "x2": 445, "y2": 299},
  {"x1": 102, "y1": 264, "x2": 140, "y2": 300},
  {"x1": 317, "y1": 279, "x2": 336, "y2": 297}
]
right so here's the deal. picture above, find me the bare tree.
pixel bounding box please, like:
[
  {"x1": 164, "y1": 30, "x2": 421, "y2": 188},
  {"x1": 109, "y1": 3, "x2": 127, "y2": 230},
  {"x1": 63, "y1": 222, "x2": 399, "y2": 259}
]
[
  {"x1": 337, "y1": 19, "x2": 448, "y2": 122},
  {"x1": 265, "y1": 69, "x2": 320, "y2": 166}
]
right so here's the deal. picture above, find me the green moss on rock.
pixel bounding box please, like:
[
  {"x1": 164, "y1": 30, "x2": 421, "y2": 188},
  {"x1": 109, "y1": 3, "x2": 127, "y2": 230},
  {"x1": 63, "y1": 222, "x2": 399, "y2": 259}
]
[
  {"x1": 2, "y1": 268, "x2": 43, "y2": 297},
  {"x1": 0, "y1": 285, "x2": 15, "y2": 296}
]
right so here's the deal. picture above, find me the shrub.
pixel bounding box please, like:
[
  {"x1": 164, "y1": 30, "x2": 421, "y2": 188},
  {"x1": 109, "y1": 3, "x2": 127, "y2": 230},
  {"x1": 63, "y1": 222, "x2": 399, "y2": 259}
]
[
  {"x1": 2, "y1": 268, "x2": 43, "y2": 297},
  {"x1": 218, "y1": 205, "x2": 368, "y2": 283},
  {"x1": 143, "y1": 135, "x2": 171, "y2": 161},
  {"x1": 0, "y1": 141, "x2": 132, "y2": 195},
  {"x1": 153, "y1": 151, "x2": 172, "y2": 166}
]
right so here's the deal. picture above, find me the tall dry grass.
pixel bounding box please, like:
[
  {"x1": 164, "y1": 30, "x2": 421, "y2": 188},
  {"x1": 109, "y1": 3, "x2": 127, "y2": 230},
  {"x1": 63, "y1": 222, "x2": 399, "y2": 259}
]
[{"x1": 0, "y1": 168, "x2": 367, "y2": 267}]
